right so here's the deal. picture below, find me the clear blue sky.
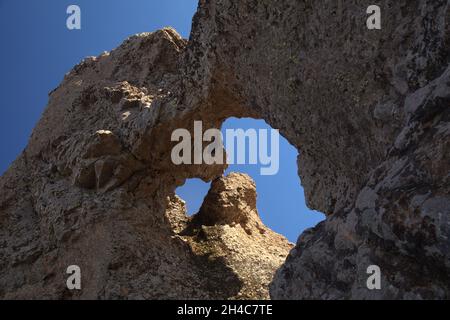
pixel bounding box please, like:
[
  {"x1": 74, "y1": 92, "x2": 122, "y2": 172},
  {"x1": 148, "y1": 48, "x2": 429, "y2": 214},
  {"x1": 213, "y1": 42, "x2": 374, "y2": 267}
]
[{"x1": 0, "y1": 0, "x2": 324, "y2": 242}]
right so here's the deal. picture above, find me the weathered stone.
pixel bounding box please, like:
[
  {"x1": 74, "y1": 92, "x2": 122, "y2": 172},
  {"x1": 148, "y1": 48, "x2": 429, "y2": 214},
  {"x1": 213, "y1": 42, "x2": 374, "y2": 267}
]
[
  {"x1": 167, "y1": 173, "x2": 293, "y2": 299},
  {"x1": 0, "y1": 0, "x2": 449, "y2": 300},
  {"x1": 196, "y1": 173, "x2": 258, "y2": 227}
]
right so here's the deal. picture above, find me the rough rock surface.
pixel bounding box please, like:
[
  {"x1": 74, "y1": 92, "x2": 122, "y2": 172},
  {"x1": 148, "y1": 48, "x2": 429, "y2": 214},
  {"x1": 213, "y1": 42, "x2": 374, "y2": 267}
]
[
  {"x1": 0, "y1": 28, "x2": 291, "y2": 300},
  {"x1": 0, "y1": 0, "x2": 449, "y2": 299},
  {"x1": 167, "y1": 173, "x2": 293, "y2": 299}
]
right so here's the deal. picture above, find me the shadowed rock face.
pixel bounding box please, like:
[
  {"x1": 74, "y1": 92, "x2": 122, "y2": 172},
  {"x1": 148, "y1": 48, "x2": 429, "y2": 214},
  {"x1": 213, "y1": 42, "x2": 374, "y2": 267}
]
[{"x1": 0, "y1": 0, "x2": 449, "y2": 299}]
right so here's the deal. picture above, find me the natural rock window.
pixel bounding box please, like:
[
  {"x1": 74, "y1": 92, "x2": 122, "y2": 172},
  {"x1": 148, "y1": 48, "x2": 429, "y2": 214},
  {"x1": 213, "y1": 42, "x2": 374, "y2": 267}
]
[
  {"x1": 175, "y1": 118, "x2": 325, "y2": 242},
  {"x1": 165, "y1": 117, "x2": 326, "y2": 299},
  {"x1": 0, "y1": 0, "x2": 448, "y2": 300},
  {"x1": 176, "y1": 178, "x2": 211, "y2": 216},
  {"x1": 222, "y1": 118, "x2": 325, "y2": 241}
]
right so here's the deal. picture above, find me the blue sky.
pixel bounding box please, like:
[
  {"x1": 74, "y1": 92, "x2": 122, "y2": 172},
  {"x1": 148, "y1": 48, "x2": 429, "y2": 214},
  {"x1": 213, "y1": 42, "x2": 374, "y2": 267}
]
[{"x1": 0, "y1": 0, "x2": 324, "y2": 242}]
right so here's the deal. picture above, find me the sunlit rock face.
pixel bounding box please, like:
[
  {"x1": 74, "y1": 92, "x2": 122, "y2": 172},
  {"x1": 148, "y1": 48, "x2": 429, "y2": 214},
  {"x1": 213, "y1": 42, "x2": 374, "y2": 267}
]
[
  {"x1": 0, "y1": 0, "x2": 449, "y2": 299},
  {"x1": 0, "y1": 27, "x2": 290, "y2": 300}
]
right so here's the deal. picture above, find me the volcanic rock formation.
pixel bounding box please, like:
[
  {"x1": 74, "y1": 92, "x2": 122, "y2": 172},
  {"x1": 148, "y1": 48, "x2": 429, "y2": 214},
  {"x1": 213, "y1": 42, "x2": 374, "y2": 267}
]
[
  {"x1": 0, "y1": 0, "x2": 449, "y2": 299},
  {"x1": 167, "y1": 173, "x2": 293, "y2": 299}
]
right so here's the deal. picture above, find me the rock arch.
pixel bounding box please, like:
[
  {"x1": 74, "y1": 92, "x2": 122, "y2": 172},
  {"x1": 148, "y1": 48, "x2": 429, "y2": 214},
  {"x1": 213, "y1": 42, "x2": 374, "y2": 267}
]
[{"x1": 0, "y1": 0, "x2": 449, "y2": 299}]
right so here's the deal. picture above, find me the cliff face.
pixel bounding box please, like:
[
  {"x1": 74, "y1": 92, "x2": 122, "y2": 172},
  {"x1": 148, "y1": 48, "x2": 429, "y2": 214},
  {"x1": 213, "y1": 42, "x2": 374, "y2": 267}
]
[{"x1": 0, "y1": 0, "x2": 449, "y2": 299}]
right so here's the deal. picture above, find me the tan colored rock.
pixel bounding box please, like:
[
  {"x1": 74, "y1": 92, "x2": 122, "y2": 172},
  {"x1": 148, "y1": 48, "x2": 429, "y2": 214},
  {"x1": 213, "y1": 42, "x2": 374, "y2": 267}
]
[
  {"x1": 197, "y1": 173, "x2": 258, "y2": 227},
  {"x1": 0, "y1": 27, "x2": 291, "y2": 300},
  {"x1": 0, "y1": 0, "x2": 449, "y2": 300},
  {"x1": 167, "y1": 173, "x2": 293, "y2": 299}
]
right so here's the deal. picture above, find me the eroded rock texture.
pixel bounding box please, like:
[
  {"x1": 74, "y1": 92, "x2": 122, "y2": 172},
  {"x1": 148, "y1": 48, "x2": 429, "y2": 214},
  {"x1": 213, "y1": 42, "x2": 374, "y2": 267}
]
[
  {"x1": 167, "y1": 173, "x2": 293, "y2": 299},
  {"x1": 0, "y1": 0, "x2": 449, "y2": 299}
]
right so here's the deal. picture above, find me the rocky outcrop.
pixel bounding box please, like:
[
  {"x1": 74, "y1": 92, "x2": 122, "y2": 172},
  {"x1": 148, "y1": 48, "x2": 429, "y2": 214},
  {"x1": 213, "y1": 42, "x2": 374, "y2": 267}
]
[
  {"x1": 0, "y1": 0, "x2": 449, "y2": 299},
  {"x1": 0, "y1": 28, "x2": 290, "y2": 300},
  {"x1": 167, "y1": 173, "x2": 293, "y2": 299},
  {"x1": 271, "y1": 65, "x2": 450, "y2": 299}
]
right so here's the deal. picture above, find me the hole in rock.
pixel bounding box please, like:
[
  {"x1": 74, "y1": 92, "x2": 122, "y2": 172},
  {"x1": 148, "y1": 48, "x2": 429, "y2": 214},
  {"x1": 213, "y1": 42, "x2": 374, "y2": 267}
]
[
  {"x1": 176, "y1": 117, "x2": 325, "y2": 242},
  {"x1": 176, "y1": 179, "x2": 211, "y2": 216}
]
